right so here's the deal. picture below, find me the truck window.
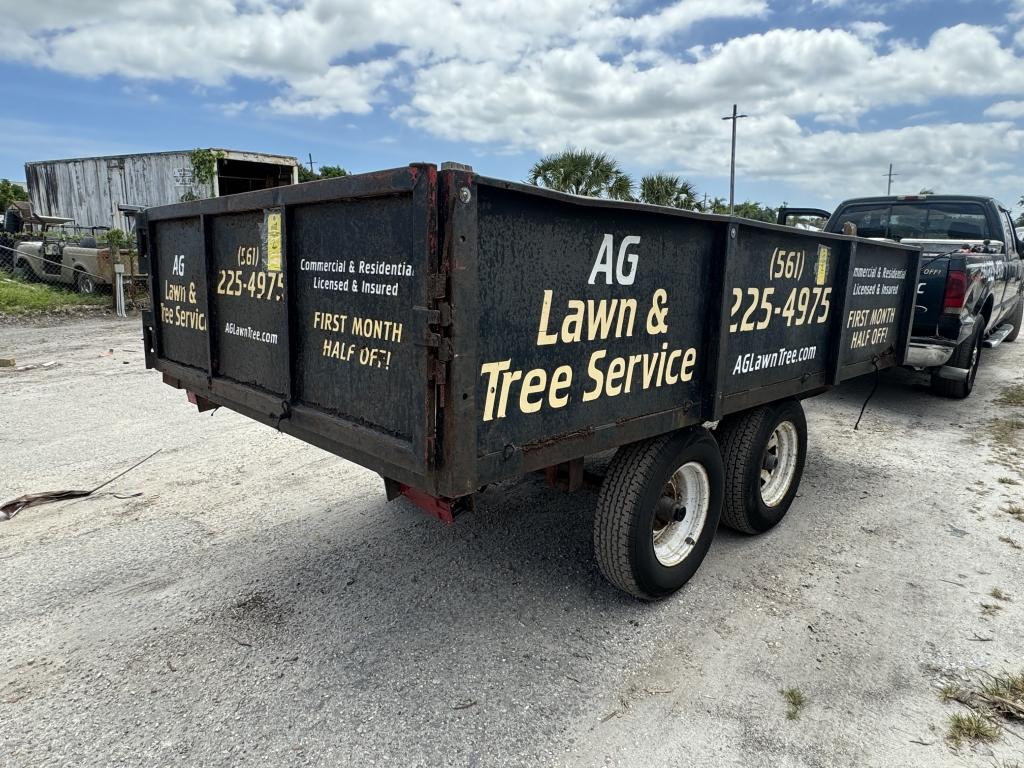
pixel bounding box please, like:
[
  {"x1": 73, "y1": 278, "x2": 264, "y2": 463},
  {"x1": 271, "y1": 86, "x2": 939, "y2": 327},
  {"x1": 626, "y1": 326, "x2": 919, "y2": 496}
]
[{"x1": 832, "y1": 201, "x2": 991, "y2": 242}]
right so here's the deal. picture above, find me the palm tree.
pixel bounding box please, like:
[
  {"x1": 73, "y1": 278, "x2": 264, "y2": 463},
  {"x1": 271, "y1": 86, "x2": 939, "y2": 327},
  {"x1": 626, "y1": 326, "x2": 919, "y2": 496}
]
[
  {"x1": 528, "y1": 148, "x2": 634, "y2": 201},
  {"x1": 639, "y1": 173, "x2": 698, "y2": 208},
  {"x1": 703, "y1": 197, "x2": 729, "y2": 214}
]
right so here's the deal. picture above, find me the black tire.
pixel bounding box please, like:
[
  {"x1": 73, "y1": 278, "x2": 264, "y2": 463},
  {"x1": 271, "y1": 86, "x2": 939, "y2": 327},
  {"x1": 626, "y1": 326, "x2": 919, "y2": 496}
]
[
  {"x1": 12, "y1": 260, "x2": 32, "y2": 281},
  {"x1": 930, "y1": 320, "x2": 982, "y2": 398},
  {"x1": 593, "y1": 427, "x2": 723, "y2": 601},
  {"x1": 715, "y1": 400, "x2": 808, "y2": 534},
  {"x1": 1006, "y1": 295, "x2": 1022, "y2": 343},
  {"x1": 75, "y1": 270, "x2": 97, "y2": 294}
]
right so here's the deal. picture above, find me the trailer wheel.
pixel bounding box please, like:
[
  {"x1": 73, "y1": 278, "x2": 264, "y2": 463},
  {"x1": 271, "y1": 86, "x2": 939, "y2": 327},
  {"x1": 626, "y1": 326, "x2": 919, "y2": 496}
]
[
  {"x1": 715, "y1": 400, "x2": 807, "y2": 534},
  {"x1": 593, "y1": 427, "x2": 723, "y2": 601}
]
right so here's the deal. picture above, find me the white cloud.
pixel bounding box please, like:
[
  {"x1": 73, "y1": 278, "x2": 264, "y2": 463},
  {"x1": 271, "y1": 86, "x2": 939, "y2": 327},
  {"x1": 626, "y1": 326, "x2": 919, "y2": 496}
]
[
  {"x1": 4, "y1": 2, "x2": 1024, "y2": 203},
  {"x1": 985, "y1": 100, "x2": 1024, "y2": 119},
  {"x1": 403, "y1": 24, "x2": 1024, "y2": 142},
  {"x1": 220, "y1": 100, "x2": 250, "y2": 117},
  {"x1": 848, "y1": 20, "x2": 889, "y2": 41},
  {"x1": 269, "y1": 61, "x2": 395, "y2": 117},
  {"x1": 2, "y1": 0, "x2": 768, "y2": 114}
]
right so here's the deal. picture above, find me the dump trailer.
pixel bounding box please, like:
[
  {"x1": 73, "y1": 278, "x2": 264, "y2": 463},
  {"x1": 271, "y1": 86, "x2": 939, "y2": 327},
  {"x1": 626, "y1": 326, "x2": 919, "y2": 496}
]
[{"x1": 139, "y1": 163, "x2": 920, "y2": 600}]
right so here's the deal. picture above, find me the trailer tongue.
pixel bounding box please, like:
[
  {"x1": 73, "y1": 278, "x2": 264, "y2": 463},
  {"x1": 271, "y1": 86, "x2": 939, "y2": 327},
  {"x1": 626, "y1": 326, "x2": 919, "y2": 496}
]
[{"x1": 140, "y1": 163, "x2": 920, "y2": 600}]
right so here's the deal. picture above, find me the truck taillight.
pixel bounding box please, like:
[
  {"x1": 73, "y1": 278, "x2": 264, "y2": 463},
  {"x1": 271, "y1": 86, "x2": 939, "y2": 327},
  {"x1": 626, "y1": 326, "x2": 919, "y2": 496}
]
[{"x1": 942, "y1": 269, "x2": 968, "y2": 313}]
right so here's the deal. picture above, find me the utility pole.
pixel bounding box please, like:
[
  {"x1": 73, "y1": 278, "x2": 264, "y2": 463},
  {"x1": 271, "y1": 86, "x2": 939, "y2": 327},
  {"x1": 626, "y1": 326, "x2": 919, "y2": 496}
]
[
  {"x1": 883, "y1": 163, "x2": 900, "y2": 195},
  {"x1": 307, "y1": 153, "x2": 318, "y2": 174},
  {"x1": 721, "y1": 104, "x2": 748, "y2": 214}
]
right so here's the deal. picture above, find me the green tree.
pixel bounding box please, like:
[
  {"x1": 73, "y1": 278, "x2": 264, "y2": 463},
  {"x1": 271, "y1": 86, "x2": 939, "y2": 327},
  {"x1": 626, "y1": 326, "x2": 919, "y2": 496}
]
[
  {"x1": 703, "y1": 196, "x2": 729, "y2": 214},
  {"x1": 732, "y1": 200, "x2": 778, "y2": 223},
  {"x1": 0, "y1": 179, "x2": 28, "y2": 212},
  {"x1": 528, "y1": 148, "x2": 634, "y2": 200},
  {"x1": 1017, "y1": 196, "x2": 1024, "y2": 228},
  {"x1": 298, "y1": 164, "x2": 349, "y2": 182},
  {"x1": 639, "y1": 173, "x2": 698, "y2": 208}
]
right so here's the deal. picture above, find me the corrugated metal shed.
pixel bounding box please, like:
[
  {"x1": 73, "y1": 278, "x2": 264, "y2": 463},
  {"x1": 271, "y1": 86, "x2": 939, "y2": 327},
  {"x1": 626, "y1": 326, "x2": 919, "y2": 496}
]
[{"x1": 25, "y1": 149, "x2": 299, "y2": 231}]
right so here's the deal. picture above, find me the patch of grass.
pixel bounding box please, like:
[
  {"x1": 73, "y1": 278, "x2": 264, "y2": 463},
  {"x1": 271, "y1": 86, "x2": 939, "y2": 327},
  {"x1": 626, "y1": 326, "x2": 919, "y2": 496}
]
[
  {"x1": 998, "y1": 535, "x2": 1022, "y2": 550},
  {"x1": 0, "y1": 277, "x2": 107, "y2": 315},
  {"x1": 1003, "y1": 503, "x2": 1024, "y2": 521},
  {"x1": 946, "y1": 711, "x2": 1000, "y2": 748},
  {"x1": 989, "y1": 587, "x2": 1011, "y2": 602},
  {"x1": 990, "y1": 418, "x2": 1024, "y2": 447},
  {"x1": 980, "y1": 671, "x2": 1024, "y2": 707},
  {"x1": 940, "y1": 670, "x2": 1024, "y2": 750},
  {"x1": 995, "y1": 384, "x2": 1024, "y2": 407},
  {"x1": 780, "y1": 687, "x2": 807, "y2": 720},
  {"x1": 998, "y1": 477, "x2": 1021, "y2": 485},
  {"x1": 939, "y1": 682, "x2": 963, "y2": 702},
  {"x1": 981, "y1": 603, "x2": 1004, "y2": 617}
]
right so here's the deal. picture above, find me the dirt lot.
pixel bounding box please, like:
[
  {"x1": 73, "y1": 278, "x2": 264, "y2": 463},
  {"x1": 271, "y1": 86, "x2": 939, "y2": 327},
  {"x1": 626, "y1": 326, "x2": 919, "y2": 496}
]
[{"x1": 2, "y1": 314, "x2": 1023, "y2": 767}]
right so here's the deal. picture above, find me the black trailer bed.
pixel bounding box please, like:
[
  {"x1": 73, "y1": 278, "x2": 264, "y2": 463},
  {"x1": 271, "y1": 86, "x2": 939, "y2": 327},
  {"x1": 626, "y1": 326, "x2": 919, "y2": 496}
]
[{"x1": 140, "y1": 164, "x2": 920, "y2": 499}]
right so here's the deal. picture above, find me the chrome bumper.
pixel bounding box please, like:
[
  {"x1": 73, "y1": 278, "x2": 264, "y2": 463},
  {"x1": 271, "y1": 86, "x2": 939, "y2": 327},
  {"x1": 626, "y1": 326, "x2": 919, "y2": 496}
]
[{"x1": 904, "y1": 340, "x2": 955, "y2": 369}]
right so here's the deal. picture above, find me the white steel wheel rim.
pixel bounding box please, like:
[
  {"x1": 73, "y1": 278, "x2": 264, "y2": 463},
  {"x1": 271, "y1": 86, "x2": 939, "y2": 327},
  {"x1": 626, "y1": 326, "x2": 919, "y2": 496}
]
[
  {"x1": 652, "y1": 461, "x2": 710, "y2": 567},
  {"x1": 760, "y1": 421, "x2": 799, "y2": 508}
]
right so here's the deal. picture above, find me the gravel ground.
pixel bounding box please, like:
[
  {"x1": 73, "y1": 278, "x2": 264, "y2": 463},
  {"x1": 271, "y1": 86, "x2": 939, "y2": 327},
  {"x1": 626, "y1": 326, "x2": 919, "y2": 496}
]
[{"x1": 2, "y1": 314, "x2": 1023, "y2": 767}]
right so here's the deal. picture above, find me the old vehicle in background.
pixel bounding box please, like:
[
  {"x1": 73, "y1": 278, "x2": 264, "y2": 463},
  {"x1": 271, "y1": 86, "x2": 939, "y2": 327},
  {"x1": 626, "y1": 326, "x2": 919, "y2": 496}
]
[
  {"x1": 138, "y1": 163, "x2": 921, "y2": 600},
  {"x1": 11, "y1": 225, "x2": 137, "y2": 294},
  {"x1": 780, "y1": 195, "x2": 1023, "y2": 397},
  {"x1": 3, "y1": 201, "x2": 139, "y2": 293}
]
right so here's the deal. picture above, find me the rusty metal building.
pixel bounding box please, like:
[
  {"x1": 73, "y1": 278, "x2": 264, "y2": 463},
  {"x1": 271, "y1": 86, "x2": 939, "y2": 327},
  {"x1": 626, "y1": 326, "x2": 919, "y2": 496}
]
[{"x1": 25, "y1": 149, "x2": 299, "y2": 232}]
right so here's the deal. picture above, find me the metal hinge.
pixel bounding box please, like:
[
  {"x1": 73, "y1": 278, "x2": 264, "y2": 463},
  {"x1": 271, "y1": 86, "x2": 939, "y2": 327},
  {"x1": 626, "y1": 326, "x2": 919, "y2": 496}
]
[{"x1": 427, "y1": 274, "x2": 447, "y2": 300}]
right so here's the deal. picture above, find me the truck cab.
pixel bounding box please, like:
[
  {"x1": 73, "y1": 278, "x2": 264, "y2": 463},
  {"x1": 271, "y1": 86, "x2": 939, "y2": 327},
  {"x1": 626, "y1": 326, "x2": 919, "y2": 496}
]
[{"x1": 780, "y1": 195, "x2": 1023, "y2": 397}]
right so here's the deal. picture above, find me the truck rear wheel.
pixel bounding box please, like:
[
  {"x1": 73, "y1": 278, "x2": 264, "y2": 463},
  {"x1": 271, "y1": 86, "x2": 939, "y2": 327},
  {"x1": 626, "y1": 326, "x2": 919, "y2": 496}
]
[
  {"x1": 930, "y1": 321, "x2": 982, "y2": 398},
  {"x1": 1005, "y1": 295, "x2": 1022, "y2": 343},
  {"x1": 715, "y1": 400, "x2": 807, "y2": 534},
  {"x1": 594, "y1": 427, "x2": 723, "y2": 601}
]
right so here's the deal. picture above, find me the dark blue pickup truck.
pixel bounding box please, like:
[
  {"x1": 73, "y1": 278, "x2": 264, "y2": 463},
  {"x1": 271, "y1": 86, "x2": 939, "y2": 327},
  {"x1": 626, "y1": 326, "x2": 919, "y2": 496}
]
[{"x1": 780, "y1": 195, "x2": 1023, "y2": 397}]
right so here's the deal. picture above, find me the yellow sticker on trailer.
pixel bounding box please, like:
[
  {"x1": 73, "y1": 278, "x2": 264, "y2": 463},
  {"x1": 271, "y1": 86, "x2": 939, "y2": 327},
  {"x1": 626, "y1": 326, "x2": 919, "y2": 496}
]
[
  {"x1": 266, "y1": 211, "x2": 282, "y2": 272},
  {"x1": 816, "y1": 245, "x2": 830, "y2": 285}
]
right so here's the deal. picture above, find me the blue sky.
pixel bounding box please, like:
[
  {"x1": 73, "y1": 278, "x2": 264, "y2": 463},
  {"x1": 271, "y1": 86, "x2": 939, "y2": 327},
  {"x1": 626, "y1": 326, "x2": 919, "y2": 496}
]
[{"x1": 2, "y1": 0, "x2": 1023, "y2": 211}]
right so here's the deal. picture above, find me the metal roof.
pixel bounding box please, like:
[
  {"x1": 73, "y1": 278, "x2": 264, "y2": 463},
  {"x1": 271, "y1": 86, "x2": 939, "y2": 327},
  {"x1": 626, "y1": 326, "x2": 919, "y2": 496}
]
[{"x1": 25, "y1": 148, "x2": 299, "y2": 167}]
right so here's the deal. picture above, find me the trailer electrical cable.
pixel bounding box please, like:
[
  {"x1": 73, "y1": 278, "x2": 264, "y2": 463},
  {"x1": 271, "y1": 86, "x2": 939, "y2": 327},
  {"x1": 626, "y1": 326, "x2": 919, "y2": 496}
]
[{"x1": 853, "y1": 356, "x2": 882, "y2": 431}]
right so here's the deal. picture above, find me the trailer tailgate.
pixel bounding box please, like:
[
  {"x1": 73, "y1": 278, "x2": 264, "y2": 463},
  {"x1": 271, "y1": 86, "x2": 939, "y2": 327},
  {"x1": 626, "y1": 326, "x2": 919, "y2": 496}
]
[{"x1": 140, "y1": 165, "x2": 442, "y2": 491}]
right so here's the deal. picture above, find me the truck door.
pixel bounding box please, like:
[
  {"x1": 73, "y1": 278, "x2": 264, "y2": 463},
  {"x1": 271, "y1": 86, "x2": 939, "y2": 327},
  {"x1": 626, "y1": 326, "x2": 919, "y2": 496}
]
[{"x1": 998, "y1": 210, "x2": 1021, "y2": 320}]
